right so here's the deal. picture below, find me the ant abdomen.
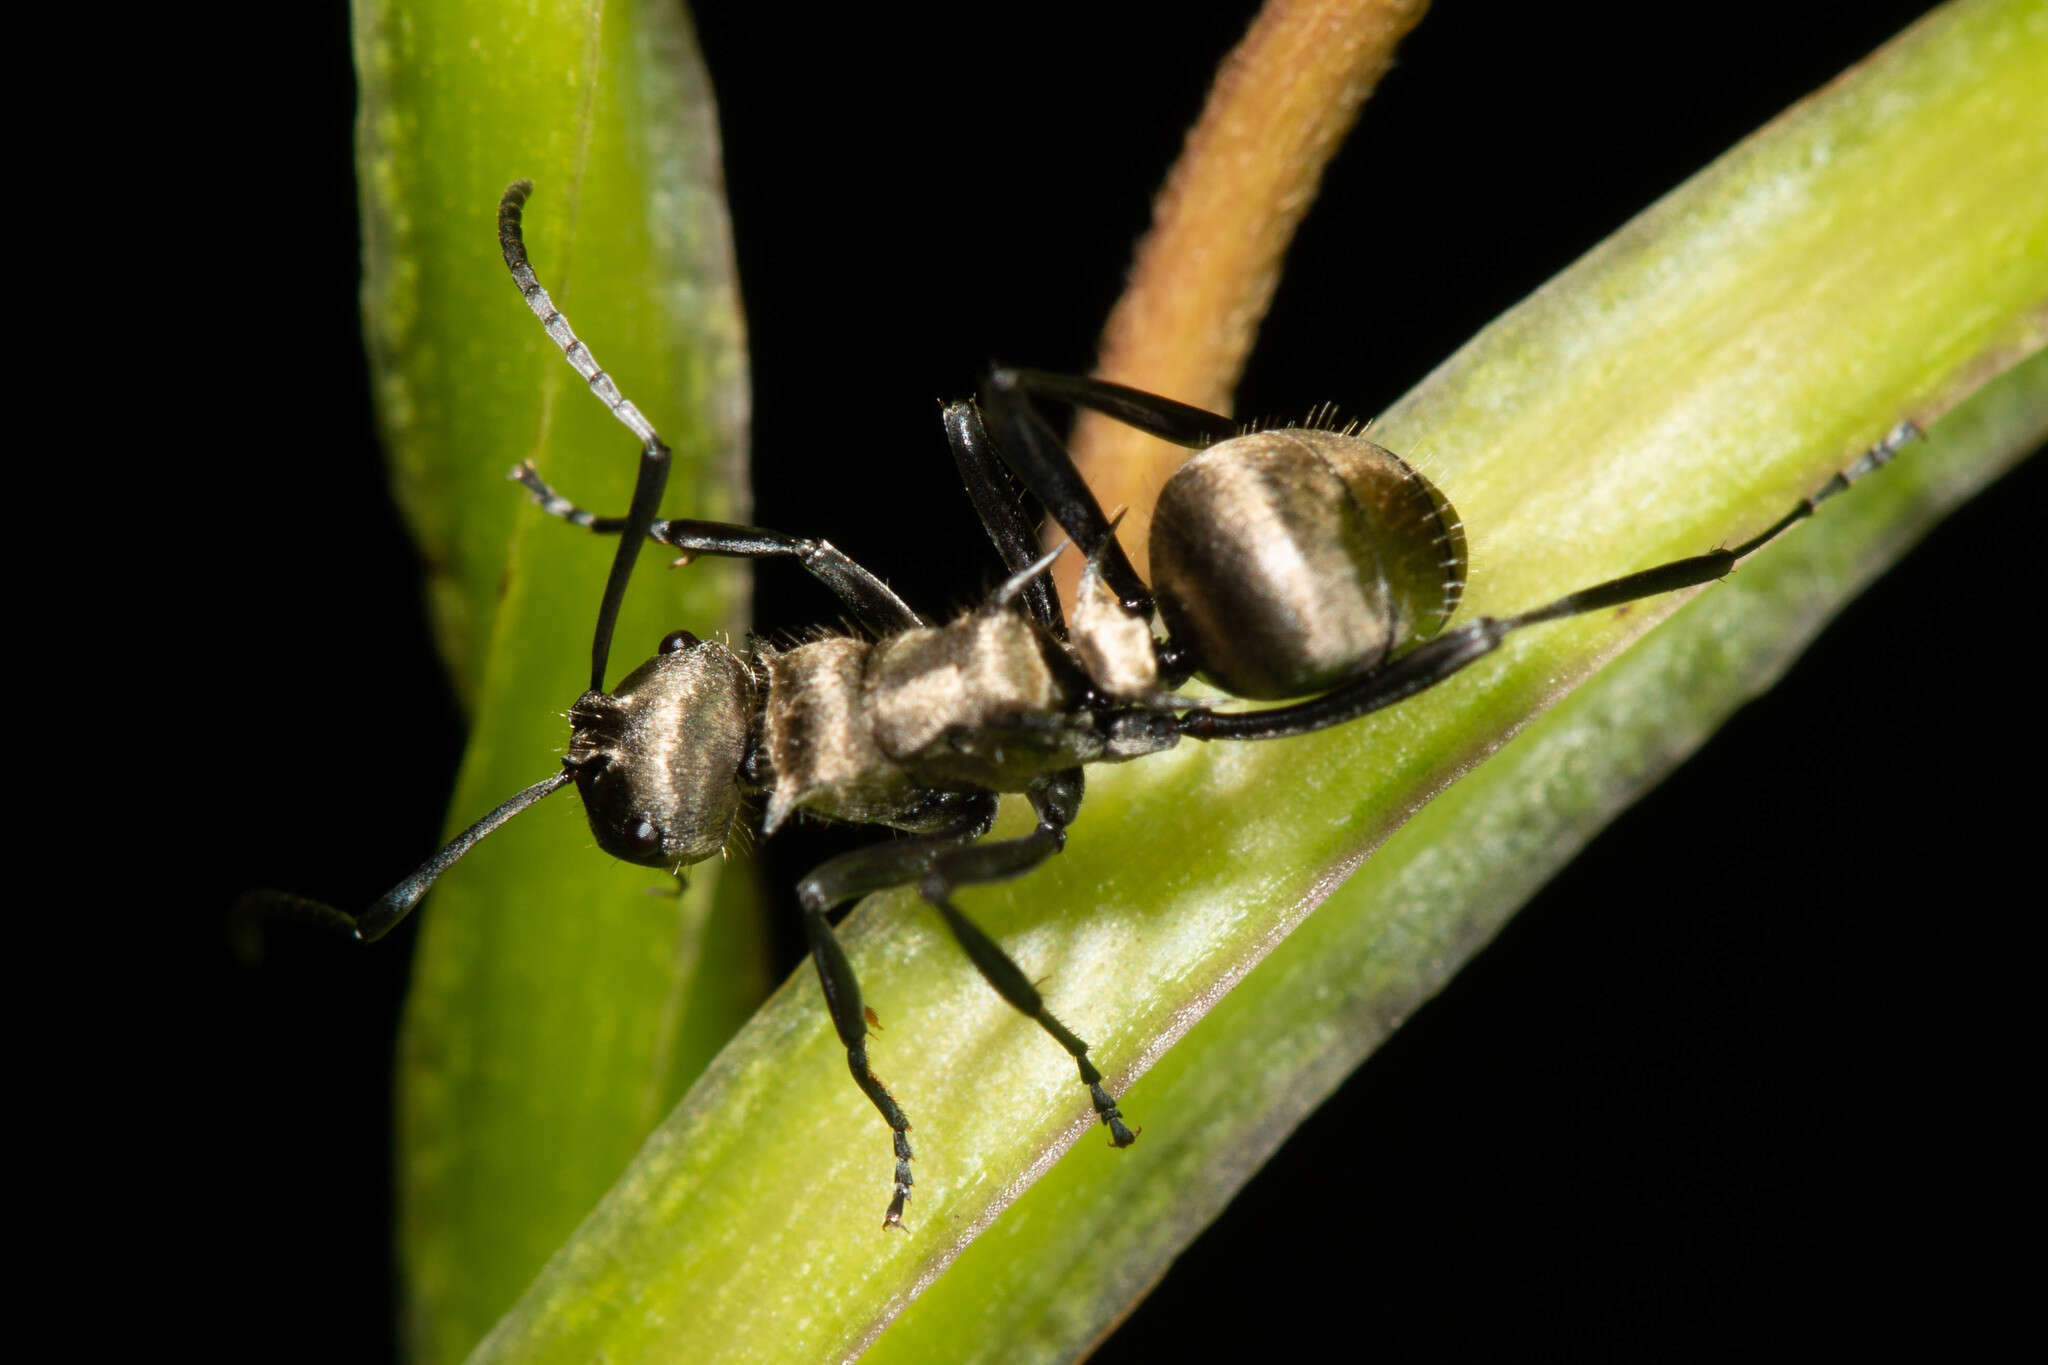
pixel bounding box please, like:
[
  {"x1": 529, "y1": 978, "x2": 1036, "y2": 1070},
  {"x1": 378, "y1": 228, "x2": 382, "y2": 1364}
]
[{"x1": 1148, "y1": 429, "x2": 1469, "y2": 700}]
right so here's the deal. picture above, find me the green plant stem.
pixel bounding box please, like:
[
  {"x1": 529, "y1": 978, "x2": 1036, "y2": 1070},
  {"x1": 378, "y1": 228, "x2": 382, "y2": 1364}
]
[{"x1": 352, "y1": 4, "x2": 759, "y2": 1361}]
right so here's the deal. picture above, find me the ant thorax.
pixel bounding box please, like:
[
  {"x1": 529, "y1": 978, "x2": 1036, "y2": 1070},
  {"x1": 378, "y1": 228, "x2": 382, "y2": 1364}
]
[{"x1": 756, "y1": 610, "x2": 1162, "y2": 835}]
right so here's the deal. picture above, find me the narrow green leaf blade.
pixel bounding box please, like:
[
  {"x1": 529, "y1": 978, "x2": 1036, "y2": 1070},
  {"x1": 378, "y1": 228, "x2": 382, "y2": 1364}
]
[
  {"x1": 877, "y1": 347, "x2": 2047, "y2": 1363},
  {"x1": 471, "y1": 4, "x2": 2045, "y2": 1361},
  {"x1": 351, "y1": 4, "x2": 760, "y2": 1362}
]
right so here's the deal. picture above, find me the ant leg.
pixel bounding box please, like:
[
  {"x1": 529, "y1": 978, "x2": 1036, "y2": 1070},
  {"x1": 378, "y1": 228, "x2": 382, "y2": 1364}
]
[
  {"x1": 950, "y1": 400, "x2": 1185, "y2": 697},
  {"x1": 974, "y1": 370, "x2": 1193, "y2": 616},
  {"x1": 941, "y1": 401, "x2": 1066, "y2": 637},
  {"x1": 1183, "y1": 422, "x2": 1921, "y2": 743},
  {"x1": 919, "y1": 770, "x2": 1138, "y2": 1149},
  {"x1": 978, "y1": 368, "x2": 1243, "y2": 681},
  {"x1": 987, "y1": 367, "x2": 1242, "y2": 448},
  {"x1": 510, "y1": 463, "x2": 924, "y2": 635},
  {"x1": 795, "y1": 796, "x2": 1000, "y2": 1226}
]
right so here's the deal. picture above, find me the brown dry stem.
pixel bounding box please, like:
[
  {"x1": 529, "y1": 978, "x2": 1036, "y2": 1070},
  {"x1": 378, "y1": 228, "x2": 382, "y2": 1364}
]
[{"x1": 1064, "y1": 0, "x2": 1432, "y2": 590}]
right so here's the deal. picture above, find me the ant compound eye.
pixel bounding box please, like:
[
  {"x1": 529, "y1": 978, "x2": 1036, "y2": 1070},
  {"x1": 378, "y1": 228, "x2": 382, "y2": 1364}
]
[
  {"x1": 623, "y1": 817, "x2": 663, "y2": 855},
  {"x1": 660, "y1": 629, "x2": 699, "y2": 654}
]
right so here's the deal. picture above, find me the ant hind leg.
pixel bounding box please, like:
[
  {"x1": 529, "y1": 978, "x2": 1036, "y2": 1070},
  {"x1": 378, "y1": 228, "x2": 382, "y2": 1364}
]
[{"x1": 1181, "y1": 421, "x2": 1923, "y2": 743}]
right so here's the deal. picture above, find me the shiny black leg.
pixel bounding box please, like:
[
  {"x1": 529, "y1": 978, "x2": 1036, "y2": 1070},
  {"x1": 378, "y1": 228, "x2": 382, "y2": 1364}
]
[
  {"x1": 919, "y1": 771, "x2": 1138, "y2": 1148},
  {"x1": 511, "y1": 461, "x2": 925, "y2": 635},
  {"x1": 795, "y1": 796, "x2": 1000, "y2": 1226},
  {"x1": 987, "y1": 366, "x2": 1242, "y2": 449},
  {"x1": 974, "y1": 368, "x2": 1205, "y2": 616},
  {"x1": 977, "y1": 367, "x2": 1252, "y2": 677},
  {"x1": 942, "y1": 400, "x2": 1065, "y2": 637},
  {"x1": 1181, "y1": 422, "x2": 1921, "y2": 743}
]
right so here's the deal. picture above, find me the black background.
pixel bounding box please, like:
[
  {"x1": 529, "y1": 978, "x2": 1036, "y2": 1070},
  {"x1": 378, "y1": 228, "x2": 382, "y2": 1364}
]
[{"x1": 181, "y1": 3, "x2": 2040, "y2": 1361}]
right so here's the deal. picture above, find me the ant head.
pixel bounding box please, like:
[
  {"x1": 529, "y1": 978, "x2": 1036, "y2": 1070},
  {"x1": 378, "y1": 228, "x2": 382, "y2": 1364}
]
[
  {"x1": 328, "y1": 182, "x2": 751, "y2": 945},
  {"x1": 565, "y1": 629, "x2": 757, "y2": 868}
]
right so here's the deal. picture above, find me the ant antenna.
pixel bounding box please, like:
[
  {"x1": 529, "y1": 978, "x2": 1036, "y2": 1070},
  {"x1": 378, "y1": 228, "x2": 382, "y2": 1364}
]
[
  {"x1": 353, "y1": 771, "x2": 574, "y2": 941},
  {"x1": 498, "y1": 180, "x2": 671, "y2": 693},
  {"x1": 243, "y1": 186, "x2": 669, "y2": 947},
  {"x1": 237, "y1": 771, "x2": 573, "y2": 948}
]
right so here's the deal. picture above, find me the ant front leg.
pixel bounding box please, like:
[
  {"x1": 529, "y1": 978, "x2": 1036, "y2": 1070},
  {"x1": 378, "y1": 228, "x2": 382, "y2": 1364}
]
[{"x1": 510, "y1": 462, "x2": 924, "y2": 636}]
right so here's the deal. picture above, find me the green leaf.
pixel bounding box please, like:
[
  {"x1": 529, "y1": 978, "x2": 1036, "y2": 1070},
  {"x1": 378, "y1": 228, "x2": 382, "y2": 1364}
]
[
  {"x1": 461, "y1": 3, "x2": 2047, "y2": 1362},
  {"x1": 875, "y1": 350, "x2": 2047, "y2": 1362},
  {"x1": 351, "y1": 4, "x2": 760, "y2": 1361}
]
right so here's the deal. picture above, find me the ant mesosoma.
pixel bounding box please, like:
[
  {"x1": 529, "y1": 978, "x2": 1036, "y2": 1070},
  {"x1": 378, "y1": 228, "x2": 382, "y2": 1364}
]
[{"x1": 263, "y1": 181, "x2": 1916, "y2": 1227}]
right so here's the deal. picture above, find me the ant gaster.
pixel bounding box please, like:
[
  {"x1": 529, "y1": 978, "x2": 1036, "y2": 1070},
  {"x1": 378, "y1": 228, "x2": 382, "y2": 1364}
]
[{"x1": 269, "y1": 181, "x2": 1916, "y2": 1227}]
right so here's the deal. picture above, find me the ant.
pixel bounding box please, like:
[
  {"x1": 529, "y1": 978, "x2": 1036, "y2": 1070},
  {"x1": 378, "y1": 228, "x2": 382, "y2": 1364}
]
[{"x1": 258, "y1": 180, "x2": 1916, "y2": 1227}]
